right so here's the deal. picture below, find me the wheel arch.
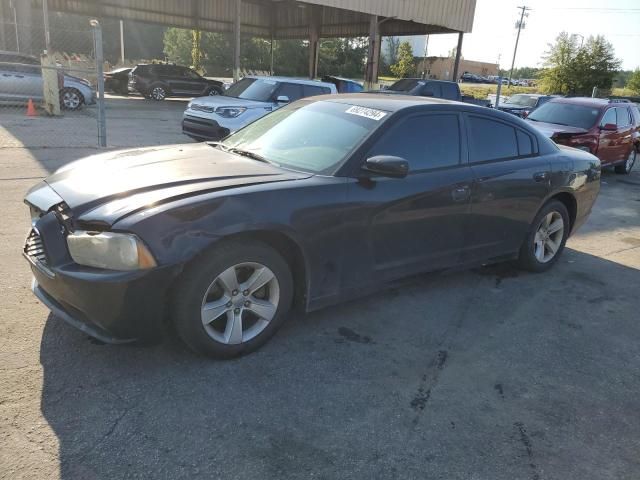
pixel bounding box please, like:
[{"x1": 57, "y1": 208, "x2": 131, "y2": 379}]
[
  {"x1": 179, "y1": 229, "x2": 310, "y2": 312},
  {"x1": 546, "y1": 191, "x2": 577, "y2": 230}
]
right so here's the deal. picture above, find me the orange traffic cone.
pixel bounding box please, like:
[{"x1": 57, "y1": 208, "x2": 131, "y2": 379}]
[{"x1": 26, "y1": 98, "x2": 38, "y2": 117}]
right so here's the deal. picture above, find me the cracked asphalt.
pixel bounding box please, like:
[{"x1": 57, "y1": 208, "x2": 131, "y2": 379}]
[{"x1": 1, "y1": 98, "x2": 640, "y2": 479}]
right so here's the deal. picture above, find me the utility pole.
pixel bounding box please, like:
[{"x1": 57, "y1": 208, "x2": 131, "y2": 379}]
[
  {"x1": 508, "y1": 5, "x2": 531, "y2": 85},
  {"x1": 42, "y1": 0, "x2": 51, "y2": 52},
  {"x1": 120, "y1": 20, "x2": 125, "y2": 64}
]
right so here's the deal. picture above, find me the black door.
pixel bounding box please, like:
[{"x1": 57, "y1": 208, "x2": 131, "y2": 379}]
[
  {"x1": 463, "y1": 113, "x2": 551, "y2": 262},
  {"x1": 343, "y1": 112, "x2": 474, "y2": 289}
]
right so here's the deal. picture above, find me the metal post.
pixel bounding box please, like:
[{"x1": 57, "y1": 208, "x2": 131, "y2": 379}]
[
  {"x1": 119, "y1": 20, "x2": 125, "y2": 64},
  {"x1": 91, "y1": 20, "x2": 107, "y2": 147},
  {"x1": 233, "y1": 0, "x2": 241, "y2": 82},
  {"x1": 308, "y1": 9, "x2": 320, "y2": 79},
  {"x1": 421, "y1": 34, "x2": 429, "y2": 79},
  {"x1": 14, "y1": 0, "x2": 31, "y2": 54},
  {"x1": 270, "y1": 37, "x2": 274, "y2": 76},
  {"x1": 452, "y1": 32, "x2": 463, "y2": 81},
  {"x1": 42, "y1": 0, "x2": 51, "y2": 52},
  {"x1": 495, "y1": 76, "x2": 503, "y2": 108},
  {"x1": 591, "y1": 86, "x2": 597, "y2": 98},
  {"x1": 508, "y1": 6, "x2": 530, "y2": 85},
  {"x1": 365, "y1": 15, "x2": 379, "y2": 88}
]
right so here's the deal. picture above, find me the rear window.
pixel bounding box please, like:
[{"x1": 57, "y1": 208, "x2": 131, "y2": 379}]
[
  {"x1": 302, "y1": 85, "x2": 330, "y2": 97},
  {"x1": 615, "y1": 107, "x2": 632, "y2": 127},
  {"x1": 527, "y1": 102, "x2": 600, "y2": 129},
  {"x1": 388, "y1": 79, "x2": 424, "y2": 94}
]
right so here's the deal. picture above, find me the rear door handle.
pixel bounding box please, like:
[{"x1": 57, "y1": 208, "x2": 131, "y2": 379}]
[
  {"x1": 1, "y1": 73, "x2": 11, "y2": 77},
  {"x1": 451, "y1": 185, "x2": 471, "y2": 202},
  {"x1": 533, "y1": 172, "x2": 549, "y2": 182}
]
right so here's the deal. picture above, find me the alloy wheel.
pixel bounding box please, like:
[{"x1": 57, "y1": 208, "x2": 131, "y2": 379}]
[
  {"x1": 151, "y1": 87, "x2": 166, "y2": 100},
  {"x1": 62, "y1": 90, "x2": 80, "y2": 109},
  {"x1": 200, "y1": 262, "x2": 280, "y2": 345},
  {"x1": 208, "y1": 89, "x2": 219, "y2": 96},
  {"x1": 533, "y1": 211, "x2": 564, "y2": 263}
]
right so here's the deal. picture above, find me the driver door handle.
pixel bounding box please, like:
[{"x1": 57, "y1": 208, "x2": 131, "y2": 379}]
[
  {"x1": 533, "y1": 172, "x2": 549, "y2": 182},
  {"x1": 451, "y1": 185, "x2": 471, "y2": 202}
]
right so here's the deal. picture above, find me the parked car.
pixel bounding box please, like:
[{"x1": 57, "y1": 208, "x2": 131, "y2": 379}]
[
  {"x1": 497, "y1": 94, "x2": 558, "y2": 117},
  {"x1": 24, "y1": 94, "x2": 600, "y2": 358},
  {"x1": 380, "y1": 78, "x2": 491, "y2": 107},
  {"x1": 104, "y1": 67, "x2": 131, "y2": 95},
  {"x1": 321, "y1": 75, "x2": 363, "y2": 93},
  {"x1": 182, "y1": 76, "x2": 337, "y2": 141},
  {"x1": 459, "y1": 72, "x2": 483, "y2": 83},
  {"x1": 0, "y1": 50, "x2": 95, "y2": 110},
  {"x1": 128, "y1": 63, "x2": 224, "y2": 100},
  {"x1": 526, "y1": 97, "x2": 640, "y2": 174}
]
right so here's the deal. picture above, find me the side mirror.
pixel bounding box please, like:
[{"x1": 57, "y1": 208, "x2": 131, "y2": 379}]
[
  {"x1": 362, "y1": 155, "x2": 409, "y2": 178},
  {"x1": 600, "y1": 123, "x2": 617, "y2": 131},
  {"x1": 276, "y1": 95, "x2": 290, "y2": 103}
]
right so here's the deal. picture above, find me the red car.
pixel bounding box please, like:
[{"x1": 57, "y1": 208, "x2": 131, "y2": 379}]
[{"x1": 526, "y1": 98, "x2": 640, "y2": 174}]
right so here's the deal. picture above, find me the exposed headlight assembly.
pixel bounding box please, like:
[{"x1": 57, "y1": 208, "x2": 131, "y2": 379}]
[
  {"x1": 67, "y1": 231, "x2": 157, "y2": 271},
  {"x1": 215, "y1": 106, "x2": 247, "y2": 118}
]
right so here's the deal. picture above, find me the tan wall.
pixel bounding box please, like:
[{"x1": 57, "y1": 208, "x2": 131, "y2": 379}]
[{"x1": 416, "y1": 57, "x2": 498, "y2": 81}]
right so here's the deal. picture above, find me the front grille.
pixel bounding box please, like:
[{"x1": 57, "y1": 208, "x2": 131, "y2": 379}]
[{"x1": 24, "y1": 228, "x2": 48, "y2": 266}]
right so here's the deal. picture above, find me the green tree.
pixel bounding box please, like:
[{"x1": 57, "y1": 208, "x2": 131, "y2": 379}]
[
  {"x1": 390, "y1": 41, "x2": 416, "y2": 78},
  {"x1": 539, "y1": 32, "x2": 621, "y2": 95},
  {"x1": 625, "y1": 69, "x2": 640, "y2": 94}
]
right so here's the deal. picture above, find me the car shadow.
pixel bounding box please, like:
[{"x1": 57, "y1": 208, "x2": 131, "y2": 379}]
[{"x1": 39, "y1": 248, "x2": 640, "y2": 479}]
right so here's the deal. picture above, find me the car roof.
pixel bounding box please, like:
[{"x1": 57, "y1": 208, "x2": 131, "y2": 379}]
[
  {"x1": 548, "y1": 96, "x2": 615, "y2": 108},
  {"x1": 394, "y1": 78, "x2": 457, "y2": 85},
  {"x1": 246, "y1": 76, "x2": 336, "y2": 88},
  {"x1": 308, "y1": 93, "x2": 473, "y2": 112}
]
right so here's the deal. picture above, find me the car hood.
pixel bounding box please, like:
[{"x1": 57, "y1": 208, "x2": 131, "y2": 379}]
[
  {"x1": 189, "y1": 95, "x2": 272, "y2": 109},
  {"x1": 32, "y1": 144, "x2": 310, "y2": 226},
  {"x1": 525, "y1": 120, "x2": 588, "y2": 138}
]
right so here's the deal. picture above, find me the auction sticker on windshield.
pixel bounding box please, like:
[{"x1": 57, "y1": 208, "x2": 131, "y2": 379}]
[{"x1": 345, "y1": 105, "x2": 387, "y2": 121}]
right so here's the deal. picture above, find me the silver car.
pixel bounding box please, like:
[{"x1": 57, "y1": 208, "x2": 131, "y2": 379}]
[
  {"x1": 182, "y1": 76, "x2": 337, "y2": 141},
  {"x1": 0, "y1": 50, "x2": 96, "y2": 110}
]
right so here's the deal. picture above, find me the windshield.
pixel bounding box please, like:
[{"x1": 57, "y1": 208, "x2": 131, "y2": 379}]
[
  {"x1": 527, "y1": 102, "x2": 600, "y2": 129},
  {"x1": 221, "y1": 101, "x2": 387, "y2": 174},
  {"x1": 504, "y1": 95, "x2": 538, "y2": 107},
  {"x1": 224, "y1": 77, "x2": 279, "y2": 101},
  {"x1": 388, "y1": 79, "x2": 423, "y2": 93}
]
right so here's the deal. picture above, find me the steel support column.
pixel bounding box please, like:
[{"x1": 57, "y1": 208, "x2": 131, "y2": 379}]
[
  {"x1": 452, "y1": 32, "x2": 463, "y2": 81},
  {"x1": 233, "y1": 0, "x2": 241, "y2": 82},
  {"x1": 308, "y1": 6, "x2": 321, "y2": 79},
  {"x1": 365, "y1": 15, "x2": 380, "y2": 88}
]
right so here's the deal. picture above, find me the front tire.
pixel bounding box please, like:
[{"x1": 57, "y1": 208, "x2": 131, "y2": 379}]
[
  {"x1": 59, "y1": 88, "x2": 83, "y2": 110},
  {"x1": 149, "y1": 84, "x2": 168, "y2": 101},
  {"x1": 516, "y1": 200, "x2": 570, "y2": 273},
  {"x1": 615, "y1": 148, "x2": 637, "y2": 174},
  {"x1": 172, "y1": 240, "x2": 293, "y2": 358}
]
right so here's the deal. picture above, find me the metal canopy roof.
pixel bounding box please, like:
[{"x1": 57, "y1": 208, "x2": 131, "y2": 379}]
[{"x1": 46, "y1": 0, "x2": 477, "y2": 38}]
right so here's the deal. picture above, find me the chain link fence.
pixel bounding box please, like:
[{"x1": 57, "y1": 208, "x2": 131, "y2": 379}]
[{"x1": 0, "y1": 19, "x2": 105, "y2": 148}]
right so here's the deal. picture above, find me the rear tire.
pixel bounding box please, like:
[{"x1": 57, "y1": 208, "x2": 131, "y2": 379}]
[
  {"x1": 205, "y1": 86, "x2": 223, "y2": 96},
  {"x1": 59, "y1": 88, "x2": 83, "y2": 110},
  {"x1": 172, "y1": 240, "x2": 293, "y2": 358},
  {"x1": 615, "y1": 148, "x2": 637, "y2": 174},
  {"x1": 516, "y1": 200, "x2": 570, "y2": 273}
]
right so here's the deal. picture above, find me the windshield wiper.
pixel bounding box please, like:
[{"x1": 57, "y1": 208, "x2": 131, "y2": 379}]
[{"x1": 228, "y1": 147, "x2": 274, "y2": 165}]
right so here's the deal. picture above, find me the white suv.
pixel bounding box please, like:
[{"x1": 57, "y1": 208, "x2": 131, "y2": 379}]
[{"x1": 182, "y1": 76, "x2": 337, "y2": 141}]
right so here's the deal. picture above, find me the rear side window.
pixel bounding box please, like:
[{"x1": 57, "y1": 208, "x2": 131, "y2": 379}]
[
  {"x1": 516, "y1": 130, "x2": 534, "y2": 156},
  {"x1": 467, "y1": 116, "x2": 519, "y2": 162},
  {"x1": 302, "y1": 85, "x2": 329, "y2": 97},
  {"x1": 615, "y1": 107, "x2": 632, "y2": 127},
  {"x1": 440, "y1": 83, "x2": 459, "y2": 100},
  {"x1": 368, "y1": 114, "x2": 460, "y2": 171}
]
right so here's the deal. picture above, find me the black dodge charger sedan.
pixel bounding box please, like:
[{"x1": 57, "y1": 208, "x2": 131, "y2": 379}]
[{"x1": 23, "y1": 95, "x2": 601, "y2": 358}]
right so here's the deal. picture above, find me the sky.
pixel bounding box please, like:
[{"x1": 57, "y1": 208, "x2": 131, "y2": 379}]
[{"x1": 424, "y1": 0, "x2": 640, "y2": 71}]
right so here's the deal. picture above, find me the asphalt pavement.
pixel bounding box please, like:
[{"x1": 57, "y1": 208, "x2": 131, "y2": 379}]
[{"x1": 1, "y1": 97, "x2": 639, "y2": 479}]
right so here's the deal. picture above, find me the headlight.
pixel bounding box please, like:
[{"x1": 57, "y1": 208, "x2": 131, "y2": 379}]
[
  {"x1": 67, "y1": 231, "x2": 157, "y2": 271},
  {"x1": 215, "y1": 106, "x2": 247, "y2": 118},
  {"x1": 187, "y1": 100, "x2": 193, "y2": 109}
]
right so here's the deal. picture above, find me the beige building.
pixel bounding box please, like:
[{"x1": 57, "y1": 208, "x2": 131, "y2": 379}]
[{"x1": 416, "y1": 56, "x2": 499, "y2": 81}]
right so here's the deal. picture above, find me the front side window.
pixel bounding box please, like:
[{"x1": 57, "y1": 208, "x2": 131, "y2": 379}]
[
  {"x1": 528, "y1": 102, "x2": 600, "y2": 129},
  {"x1": 221, "y1": 101, "x2": 385, "y2": 174},
  {"x1": 368, "y1": 114, "x2": 461, "y2": 171},
  {"x1": 276, "y1": 83, "x2": 303, "y2": 102},
  {"x1": 504, "y1": 95, "x2": 538, "y2": 107},
  {"x1": 600, "y1": 108, "x2": 616, "y2": 127},
  {"x1": 224, "y1": 78, "x2": 279, "y2": 101},
  {"x1": 302, "y1": 85, "x2": 328, "y2": 98},
  {"x1": 388, "y1": 79, "x2": 424, "y2": 94},
  {"x1": 440, "y1": 83, "x2": 459, "y2": 100},
  {"x1": 468, "y1": 116, "x2": 519, "y2": 162}
]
